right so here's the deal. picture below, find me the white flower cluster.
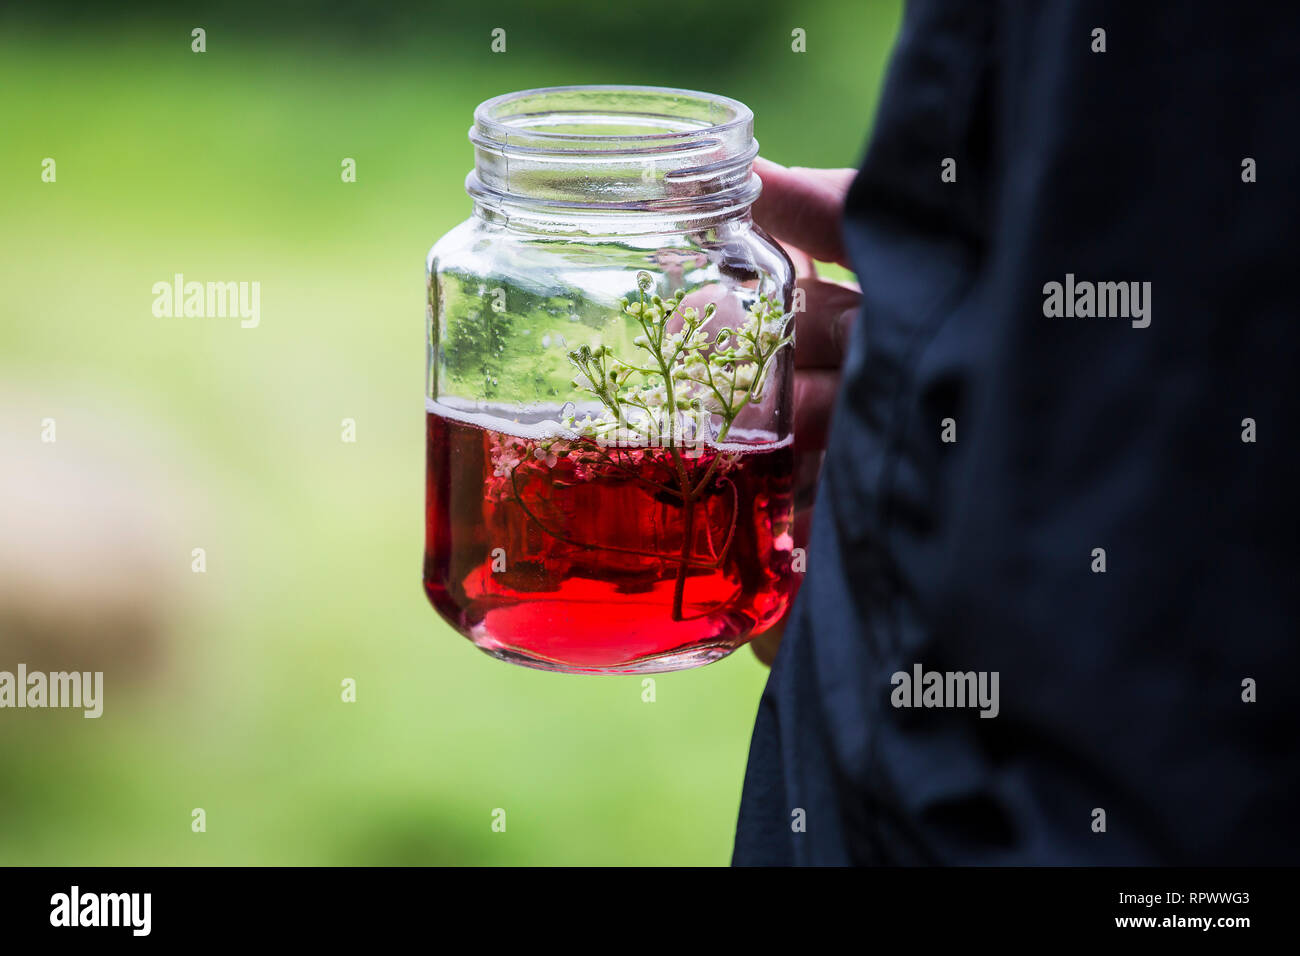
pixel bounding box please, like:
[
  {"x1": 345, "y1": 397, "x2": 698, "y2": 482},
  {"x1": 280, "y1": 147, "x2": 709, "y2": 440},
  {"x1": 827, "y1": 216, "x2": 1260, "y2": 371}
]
[{"x1": 564, "y1": 271, "x2": 791, "y2": 447}]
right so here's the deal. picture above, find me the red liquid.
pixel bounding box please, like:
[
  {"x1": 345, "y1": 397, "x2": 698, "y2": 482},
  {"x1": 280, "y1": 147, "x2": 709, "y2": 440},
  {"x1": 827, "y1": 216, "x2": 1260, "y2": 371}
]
[{"x1": 423, "y1": 408, "x2": 797, "y2": 673}]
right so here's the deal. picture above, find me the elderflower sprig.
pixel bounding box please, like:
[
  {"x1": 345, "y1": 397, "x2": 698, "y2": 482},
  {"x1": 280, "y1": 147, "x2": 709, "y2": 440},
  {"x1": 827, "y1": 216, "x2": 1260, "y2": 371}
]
[{"x1": 566, "y1": 271, "x2": 792, "y2": 445}]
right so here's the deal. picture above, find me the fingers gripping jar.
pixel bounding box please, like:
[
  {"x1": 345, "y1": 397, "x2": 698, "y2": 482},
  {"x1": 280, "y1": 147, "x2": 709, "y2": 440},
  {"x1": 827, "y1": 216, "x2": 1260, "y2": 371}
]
[{"x1": 424, "y1": 85, "x2": 797, "y2": 674}]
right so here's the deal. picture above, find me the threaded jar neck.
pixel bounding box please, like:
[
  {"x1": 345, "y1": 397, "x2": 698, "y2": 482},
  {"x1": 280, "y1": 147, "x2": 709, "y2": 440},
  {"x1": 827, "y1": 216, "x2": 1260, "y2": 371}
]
[{"x1": 466, "y1": 85, "x2": 761, "y2": 227}]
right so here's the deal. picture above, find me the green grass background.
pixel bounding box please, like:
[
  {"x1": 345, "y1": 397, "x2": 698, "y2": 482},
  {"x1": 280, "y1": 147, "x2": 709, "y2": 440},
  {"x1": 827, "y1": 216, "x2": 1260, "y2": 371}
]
[{"x1": 0, "y1": 4, "x2": 899, "y2": 864}]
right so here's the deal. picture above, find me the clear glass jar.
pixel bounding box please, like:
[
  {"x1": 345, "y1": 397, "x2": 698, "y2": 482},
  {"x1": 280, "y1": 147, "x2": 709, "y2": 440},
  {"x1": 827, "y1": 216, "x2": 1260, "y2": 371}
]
[{"x1": 424, "y1": 85, "x2": 797, "y2": 674}]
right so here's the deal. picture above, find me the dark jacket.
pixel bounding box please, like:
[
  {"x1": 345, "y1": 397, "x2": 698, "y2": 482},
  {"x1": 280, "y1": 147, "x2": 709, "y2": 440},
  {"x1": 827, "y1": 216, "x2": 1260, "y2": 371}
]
[{"x1": 734, "y1": 0, "x2": 1300, "y2": 865}]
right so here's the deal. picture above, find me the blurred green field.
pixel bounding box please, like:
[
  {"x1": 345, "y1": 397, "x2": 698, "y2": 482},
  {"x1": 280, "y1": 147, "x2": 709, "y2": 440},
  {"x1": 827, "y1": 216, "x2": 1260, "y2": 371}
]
[{"x1": 0, "y1": 8, "x2": 898, "y2": 865}]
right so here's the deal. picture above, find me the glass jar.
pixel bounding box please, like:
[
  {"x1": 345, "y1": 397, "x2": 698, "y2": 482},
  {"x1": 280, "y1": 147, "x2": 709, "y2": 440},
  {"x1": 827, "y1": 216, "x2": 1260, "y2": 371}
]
[{"x1": 424, "y1": 85, "x2": 797, "y2": 674}]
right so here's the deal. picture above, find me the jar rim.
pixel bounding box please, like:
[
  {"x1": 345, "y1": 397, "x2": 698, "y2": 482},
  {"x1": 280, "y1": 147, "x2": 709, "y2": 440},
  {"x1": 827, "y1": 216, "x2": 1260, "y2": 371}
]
[
  {"x1": 466, "y1": 85, "x2": 761, "y2": 222},
  {"x1": 471, "y1": 85, "x2": 754, "y2": 150}
]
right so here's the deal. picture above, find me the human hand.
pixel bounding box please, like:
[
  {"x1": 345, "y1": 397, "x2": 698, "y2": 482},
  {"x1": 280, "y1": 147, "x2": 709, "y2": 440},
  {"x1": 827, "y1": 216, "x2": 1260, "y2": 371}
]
[{"x1": 747, "y1": 158, "x2": 860, "y2": 666}]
